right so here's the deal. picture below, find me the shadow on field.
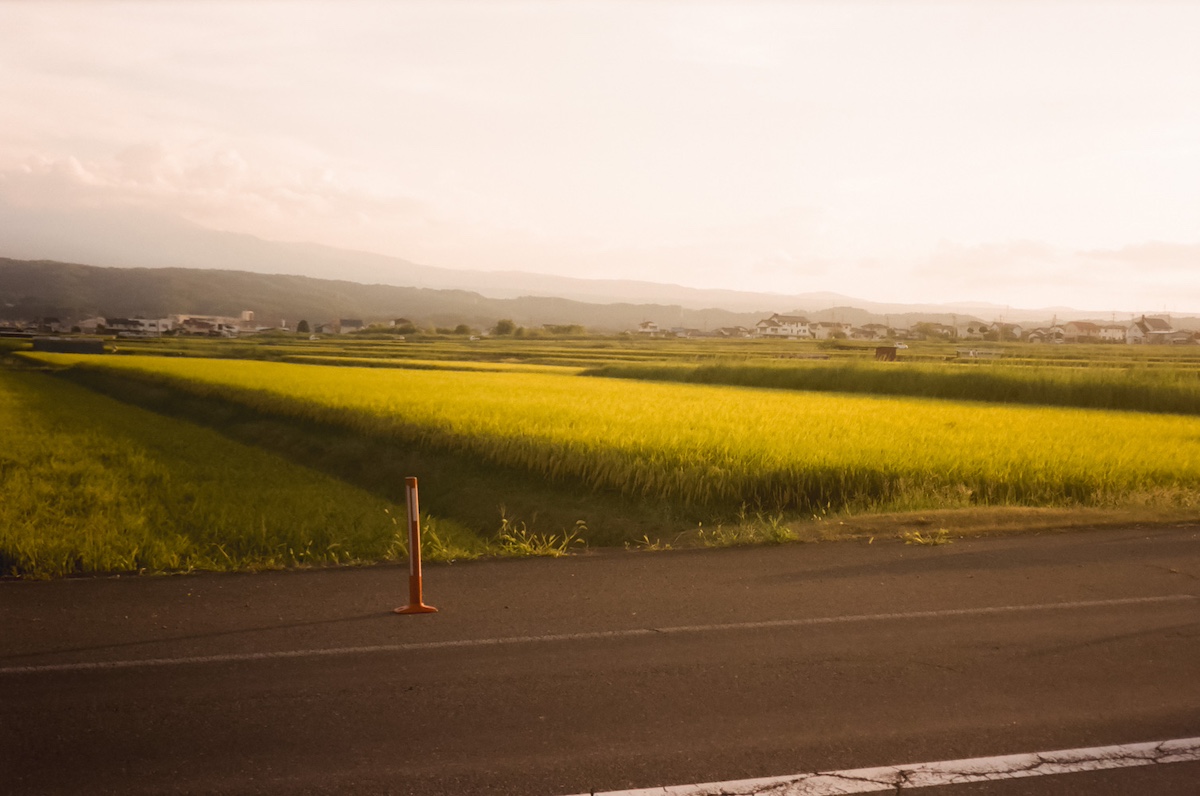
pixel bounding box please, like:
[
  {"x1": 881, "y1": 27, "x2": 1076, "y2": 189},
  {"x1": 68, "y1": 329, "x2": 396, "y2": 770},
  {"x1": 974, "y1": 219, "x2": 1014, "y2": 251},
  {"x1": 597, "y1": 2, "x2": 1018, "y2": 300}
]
[{"x1": 53, "y1": 367, "x2": 698, "y2": 546}]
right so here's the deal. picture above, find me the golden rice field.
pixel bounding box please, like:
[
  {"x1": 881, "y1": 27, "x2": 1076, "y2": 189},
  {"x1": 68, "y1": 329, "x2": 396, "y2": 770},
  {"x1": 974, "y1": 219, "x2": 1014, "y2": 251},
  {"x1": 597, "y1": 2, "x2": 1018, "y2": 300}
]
[
  {"x1": 26, "y1": 352, "x2": 1200, "y2": 516},
  {"x1": 282, "y1": 355, "x2": 579, "y2": 374}
]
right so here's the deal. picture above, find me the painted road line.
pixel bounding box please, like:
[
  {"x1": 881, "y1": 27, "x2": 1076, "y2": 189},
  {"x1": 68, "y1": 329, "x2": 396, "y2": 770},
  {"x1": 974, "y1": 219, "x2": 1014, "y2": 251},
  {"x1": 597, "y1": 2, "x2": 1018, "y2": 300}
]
[
  {"x1": 1, "y1": 594, "x2": 1193, "y2": 676},
  {"x1": 566, "y1": 737, "x2": 1200, "y2": 795}
]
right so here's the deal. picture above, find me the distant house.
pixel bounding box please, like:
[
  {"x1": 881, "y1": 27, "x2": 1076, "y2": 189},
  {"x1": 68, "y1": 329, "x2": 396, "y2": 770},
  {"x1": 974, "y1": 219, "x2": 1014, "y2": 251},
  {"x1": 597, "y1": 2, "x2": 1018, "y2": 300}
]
[
  {"x1": 103, "y1": 317, "x2": 137, "y2": 333},
  {"x1": 1063, "y1": 321, "x2": 1102, "y2": 342},
  {"x1": 756, "y1": 314, "x2": 811, "y2": 339},
  {"x1": 1165, "y1": 330, "x2": 1197, "y2": 345},
  {"x1": 171, "y1": 314, "x2": 246, "y2": 336},
  {"x1": 810, "y1": 321, "x2": 852, "y2": 340},
  {"x1": 635, "y1": 321, "x2": 661, "y2": 336},
  {"x1": 76, "y1": 316, "x2": 107, "y2": 334},
  {"x1": 857, "y1": 323, "x2": 891, "y2": 341},
  {"x1": 105, "y1": 317, "x2": 173, "y2": 337},
  {"x1": 1127, "y1": 315, "x2": 1172, "y2": 344},
  {"x1": 715, "y1": 326, "x2": 753, "y2": 338},
  {"x1": 1098, "y1": 324, "x2": 1127, "y2": 343},
  {"x1": 306, "y1": 319, "x2": 366, "y2": 335},
  {"x1": 178, "y1": 318, "x2": 210, "y2": 335},
  {"x1": 990, "y1": 322, "x2": 1023, "y2": 341},
  {"x1": 1027, "y1": 326, "x2": 1065, "y2": 344}
]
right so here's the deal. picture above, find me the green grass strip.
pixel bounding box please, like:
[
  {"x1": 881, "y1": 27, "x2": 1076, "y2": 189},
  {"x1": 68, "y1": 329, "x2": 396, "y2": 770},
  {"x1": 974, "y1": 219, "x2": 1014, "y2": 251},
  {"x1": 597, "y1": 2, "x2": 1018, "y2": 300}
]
[{"x1": 582, "y1": 360, "x2": 1200, "y2": 415}]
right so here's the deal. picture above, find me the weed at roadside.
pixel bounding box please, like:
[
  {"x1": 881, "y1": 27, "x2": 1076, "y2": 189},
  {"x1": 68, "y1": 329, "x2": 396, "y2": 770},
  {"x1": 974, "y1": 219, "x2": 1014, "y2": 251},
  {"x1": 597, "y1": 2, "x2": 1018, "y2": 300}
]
[
  {"x1": 495, "y1": 514, "x2": 586, "y2": 557},
  {"x1": 900, "y1": 528, "x2": 954, "y2": 546},
  {"x1": 695, "y1": 511, "x2": 802, "y2": 548},
  {"x1": 626, "y1": 534, "x2": 675, "y2": 551},
  {"x1": 384, "y1": 510, "x2": 482, "y2": 563}
]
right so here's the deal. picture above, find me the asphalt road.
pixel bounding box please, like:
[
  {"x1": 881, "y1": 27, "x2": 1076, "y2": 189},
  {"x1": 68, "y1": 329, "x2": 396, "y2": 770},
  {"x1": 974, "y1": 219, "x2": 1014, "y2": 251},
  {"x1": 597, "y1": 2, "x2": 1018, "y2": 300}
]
[{"x1": 3, "y1": 525, "x2": 1199, "y2": 795}]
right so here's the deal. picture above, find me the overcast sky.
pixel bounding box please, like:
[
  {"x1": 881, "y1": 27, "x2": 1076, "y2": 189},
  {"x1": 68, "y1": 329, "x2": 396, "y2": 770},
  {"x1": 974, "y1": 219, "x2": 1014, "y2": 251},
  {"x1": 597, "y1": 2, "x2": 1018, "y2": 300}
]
[{"x1": 2, "y1": 1, "x2": 1198, "y2": 312}]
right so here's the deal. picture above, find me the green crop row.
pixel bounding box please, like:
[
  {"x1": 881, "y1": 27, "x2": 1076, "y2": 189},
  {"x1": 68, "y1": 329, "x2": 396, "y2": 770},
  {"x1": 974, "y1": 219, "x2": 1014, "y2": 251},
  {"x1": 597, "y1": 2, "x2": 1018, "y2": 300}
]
[
  {"x1": 106, "y1": 331, "x2": 1200, "y2": 371},
  {"x1": 581, "y1": 360, "x2": 1200, "y2": 415}
]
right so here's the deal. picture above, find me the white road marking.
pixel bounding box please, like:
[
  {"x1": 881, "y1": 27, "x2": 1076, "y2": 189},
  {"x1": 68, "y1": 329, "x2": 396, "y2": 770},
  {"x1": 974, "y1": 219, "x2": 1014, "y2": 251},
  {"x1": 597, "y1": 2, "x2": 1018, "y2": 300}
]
[
  {"x1": 1, "y1": 594, "x2": 1193, "y2": 676},
  {"x1": 566, "y1": 737, "x2": 1200, "y2": 795}
]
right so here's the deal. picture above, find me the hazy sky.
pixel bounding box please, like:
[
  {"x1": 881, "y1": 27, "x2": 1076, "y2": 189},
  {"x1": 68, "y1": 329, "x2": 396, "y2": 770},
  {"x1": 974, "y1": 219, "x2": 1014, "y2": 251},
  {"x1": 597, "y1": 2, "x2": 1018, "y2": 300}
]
[{"x1": 2, "y1": 1, "x2": 1199, "y2": 312}]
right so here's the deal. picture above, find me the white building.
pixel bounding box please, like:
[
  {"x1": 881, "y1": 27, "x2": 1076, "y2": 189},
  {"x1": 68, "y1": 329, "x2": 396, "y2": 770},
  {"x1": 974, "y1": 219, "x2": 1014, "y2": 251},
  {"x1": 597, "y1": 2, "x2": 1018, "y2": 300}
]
[
  {"x1": 756, "y1": 313, "x2": 811, "y2": 338},
  {"x1": 104, "y1": 317, "x2": 173, "y2": 336}
]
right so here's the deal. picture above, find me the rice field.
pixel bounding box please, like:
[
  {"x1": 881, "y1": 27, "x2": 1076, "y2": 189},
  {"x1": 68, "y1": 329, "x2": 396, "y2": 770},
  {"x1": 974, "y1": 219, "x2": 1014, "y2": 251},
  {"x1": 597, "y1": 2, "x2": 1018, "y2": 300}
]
[
  {"x1": 0, "y1": 365, "x2": 483, "y2": 578},
  {"x1": 25, "y1": 353, "x2": 1200, "y2": 518}
]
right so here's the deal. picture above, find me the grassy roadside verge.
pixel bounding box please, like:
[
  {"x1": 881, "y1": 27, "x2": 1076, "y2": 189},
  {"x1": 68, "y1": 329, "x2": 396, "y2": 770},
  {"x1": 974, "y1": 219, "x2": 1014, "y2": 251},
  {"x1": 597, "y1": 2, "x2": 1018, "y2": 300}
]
[{"x1": 652, "y1": 505, "x2": 1200, "y2": 550}]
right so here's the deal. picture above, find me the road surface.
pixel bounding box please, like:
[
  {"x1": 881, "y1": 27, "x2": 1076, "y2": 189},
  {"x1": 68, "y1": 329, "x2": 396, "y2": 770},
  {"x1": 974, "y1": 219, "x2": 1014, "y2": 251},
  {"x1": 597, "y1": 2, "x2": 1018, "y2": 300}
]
[{"x1": 3, "y1": 525, "x2": 1199, "y2": 794}]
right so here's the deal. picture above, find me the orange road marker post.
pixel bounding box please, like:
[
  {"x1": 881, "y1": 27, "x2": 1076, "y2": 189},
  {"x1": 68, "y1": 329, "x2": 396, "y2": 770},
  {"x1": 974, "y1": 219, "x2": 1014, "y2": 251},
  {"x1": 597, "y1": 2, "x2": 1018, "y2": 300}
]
[{"x1": 394, "y1": 477, "x2": 438, "y2": 615}]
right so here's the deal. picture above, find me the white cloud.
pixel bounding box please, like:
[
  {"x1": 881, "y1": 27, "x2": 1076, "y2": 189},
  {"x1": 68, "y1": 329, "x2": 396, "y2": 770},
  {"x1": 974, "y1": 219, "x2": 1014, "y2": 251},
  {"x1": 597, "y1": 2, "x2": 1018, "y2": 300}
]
[{"x1": 0, "y1": 146, "x2": 438, "y2": 252}]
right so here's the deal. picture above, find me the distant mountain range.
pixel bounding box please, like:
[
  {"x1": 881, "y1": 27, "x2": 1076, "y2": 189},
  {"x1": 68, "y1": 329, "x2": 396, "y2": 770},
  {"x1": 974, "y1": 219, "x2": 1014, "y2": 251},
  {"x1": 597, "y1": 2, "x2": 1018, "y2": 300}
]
[
  {"x1": 0, "y1": 258, "x2": 771, "y2": 332},
  {"x1": 9, "y1": 257, "x2": 1196, "y2": 336},
  {"x1": 0, "y1": 201, "x2": 1143, "y2": 325},
  {"x1": 7, "y1": 256, "x2": 1200, "y2": 335}
]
